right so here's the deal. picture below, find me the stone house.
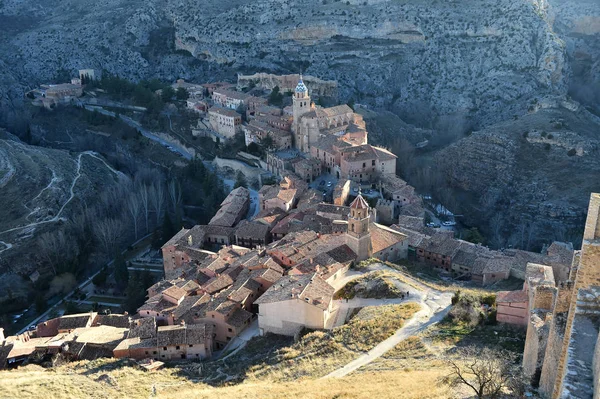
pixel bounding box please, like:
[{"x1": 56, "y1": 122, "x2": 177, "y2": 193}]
[
  {"x1": 208, "y1": 106, "x2": 242, "y2": 139},
  {"x1": 255, "y1": 273, "x2": 335, "y2": 336},
  {"x1": 258, "y1": 184, "x2": 298, "y2": 212},
  {"x1": 370, "y1": 224, "x2": 409, "y2": 262},
  {"x1": 333, "y1": 179, "x2": 351, "y2": 206},
  {"x1": 416, "y1": 233, "x2": 461, "y2": 272},
  {"x1": 339, "y1": 144, "x2": 397, "y2": 184},
  {"x1": 292, "y1": 157, "x2": 322, "y2": 183},
  {"x1": 208, "y1": 187, "x2": 250, "y2": 228},
  {"x1": 156, "y1": 323, "x2": 214, "y2": 360},
  {"x1": 212, "y1": 89, "x2": 249, "y2": 110},
  {"x1": 235, "y1": 220, "x2": 271, "y2": 248}
]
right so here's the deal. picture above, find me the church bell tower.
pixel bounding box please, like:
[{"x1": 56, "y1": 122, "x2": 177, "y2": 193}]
[
  {"x1": 292, "y1": 75, "x2": 311, "y2": 149},
  {"x1": 346, "y1": 192, "x2": 372, "y2": 262}
]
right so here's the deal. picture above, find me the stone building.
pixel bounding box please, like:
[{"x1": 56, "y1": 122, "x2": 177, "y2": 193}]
[
  {"x1": 212, "y1": 88, "x2": 249, "y2": 110},
  {"x1": 208, "y1": 106, "x2": 242, "y2": 139},
  {"x1": 346, "y1": 193, "x2": 373, "y2": 262},
  {"x1": 376, "y1": 199, "x2": 395, "y2": 225},
  {"x1": 522, "y1": 193, "x2": 600, "y2": 398},
  {"x1": 254, "y1": 273, "x2": 335, "y2": 336}
]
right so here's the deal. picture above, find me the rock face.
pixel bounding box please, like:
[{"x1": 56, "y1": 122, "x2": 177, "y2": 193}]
[
  {"x1": 434, "y1": 103, "x2": 600, "y2": 250},
  {"x1": 0, "y1": 0, "x2": 598, "y2": 127}
]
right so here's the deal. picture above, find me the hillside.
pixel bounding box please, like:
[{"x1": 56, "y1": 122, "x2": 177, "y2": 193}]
[
  {"x1": 0, "y1": 359, "x2": 451, "y2": 399},
  {"x1": 0, "y1": 0, "x2": 598, "y2": 128},
  {"x1": 433, "y1": 100, "x2": 600, "y2": 249},
  {"x1": 0, "y1": 130, "x2": 126, "y2": 297}
]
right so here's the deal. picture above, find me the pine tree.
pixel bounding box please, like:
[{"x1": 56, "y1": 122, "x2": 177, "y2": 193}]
[{"x1": 123, "y1": 272, "x2": 146, "y2": 313}]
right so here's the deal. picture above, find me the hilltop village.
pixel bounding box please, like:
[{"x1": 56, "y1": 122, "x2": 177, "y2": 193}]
[{"x1": 4, "y1": 74, "x2": 600, "y2": 398}]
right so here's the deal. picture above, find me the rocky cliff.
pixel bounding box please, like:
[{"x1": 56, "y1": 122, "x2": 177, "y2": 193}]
[
  {"x1": 434, "y1": 99, "x2": 600, "y2": 250},
  {"x1": 0, "y1": 0, "x2": 598, "y2": 128}
]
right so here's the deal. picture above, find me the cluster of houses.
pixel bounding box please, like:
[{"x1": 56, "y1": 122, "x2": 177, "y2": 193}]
[
  {"x1": 26, "y1": 69, "x2": 101, "y2": 109},
  {"x1": 4, "y1": 73, "x2": 581, "y2": 371},
  {"x1": 185, "y1": 74, "x2": 399, "y2": 190}
]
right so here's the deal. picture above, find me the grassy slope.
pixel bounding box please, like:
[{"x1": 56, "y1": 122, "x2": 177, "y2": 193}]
[{"x1": 0, "y1": 361, "x2": 451, "y2": 399}]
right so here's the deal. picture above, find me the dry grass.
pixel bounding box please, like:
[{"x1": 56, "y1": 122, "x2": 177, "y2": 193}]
[
  {"x1": 335, "y1": 303, "x2": 420, "y2": 352},
  {"x1": 165, "y1": 369, "x2": 453, "y2": 399},
  {"x1": 334, "y1": 270, "x2": 404, "y2": 300},
  {"x1": 0, "y1": 362, "x2": 452, "y2": 399},
  {"x1": 0, "y1": 360, "x2": 195, "y2": 399},
  {"x1": 246, "y1": 303, "x2": 420, "y2": 381}
]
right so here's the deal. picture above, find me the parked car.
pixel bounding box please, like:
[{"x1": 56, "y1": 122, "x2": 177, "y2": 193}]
[
  {"x1": 426, "y1": 222, "x2": 435, "y2": 227},
  {"x1": 442, "y1": 221, "x2": 457, "y2": 226},
  {"x1": 327, "y1": 181, "x2": 333, "y2": 187}
]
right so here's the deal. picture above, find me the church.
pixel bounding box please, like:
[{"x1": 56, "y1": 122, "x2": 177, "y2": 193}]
[
  {"x1": 291, "y1": 76, "x2": 368, "y2": 154},
  {"x1": 290, "y1": 76, "x2": 397, "y2": 183}
]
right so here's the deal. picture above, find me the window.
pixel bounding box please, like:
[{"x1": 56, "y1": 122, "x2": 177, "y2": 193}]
[
  {"x1": 227, "y1": 337, "x2": 231, "y2": 341},
  {"x1": 228, "y1": 328, "x2": 233, "y2": 333},
  {"x1": 153, "y1": 351, "x2": 157, "y2": 355},
  {"x1": 189, "y1": 345, "x2": 193, "y2": 348},
  {"x1": 162, "y1": 355, "x2": 165, "y2": 358},
  {"x1": 362, "y1": 162, "x2": 366, "y2": 168},
  {"x1": 372, "y1": 160, "x2": 375, "y2": 166},
  {"x1": 211, "y1": 314, "x2": 215, "y2": 318},
  {"x1": 163, "y1": 347, "x2": 167, "y2": 350},
  {"x1": 145, "y1": 351, "x2": 149, "y2": 355},
  {"x1": 176, "y1": 346, "x2": 180, "y2": 350}
]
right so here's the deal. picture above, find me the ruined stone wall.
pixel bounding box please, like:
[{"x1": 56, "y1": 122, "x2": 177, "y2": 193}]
[
  {"x1": 531, "y1": 285, "x2": 557, "y2": 312},
  {"x1": 523, "y1": 312, "x2": 550, "y2": 384},
  {"x1": 583, "y1": 193, "x2": 600, "y2": 241},
  {"x1": 538, "y1": 285, "x2": 573, "y2": 398},
  {"x1": 237, "y1": 73, "x2": 338, "y2": 98},
  {"x1": 549, "y1": 241, "x2": 600, "y2": 397},
  {"x1": 594, "y1": 331, "x2": 600, "y2": 399},
  {"x1": 539, "y1": 312, "x2": 568, "y2": 398}
]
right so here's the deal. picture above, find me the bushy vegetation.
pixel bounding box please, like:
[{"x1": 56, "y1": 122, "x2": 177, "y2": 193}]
[
  {"x1": 448, "y1": 290, "x2": 496, "y2": 327},
  {"x1": 335, "y1": 271, "x2": 404, "y2": 299}
]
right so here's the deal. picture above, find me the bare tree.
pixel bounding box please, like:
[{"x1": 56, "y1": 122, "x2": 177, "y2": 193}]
[
  {"x1": 168, "y1": 180, "x2": 182, "y2": 213},
  {"x1": 139, "y1": 184, "x2": 150, "y2": 233},
  {"x1": 150, "y1": 182, "x2": 165, "y2": 225},
  {"x1": 127, "y1": 193, "x2": 142, "y2": 240},
  {"x1": 489, "y1": 213, "x2": 505, "y2": 249},
  {"x1": 37, "y1": 230, "x2": 80, "y2": 275},
  {"x1": 441, "y1": 347, "x2": 524, "y2": 399},
  {"x1": 94, "y1": 218, "x2": 124, "y2": 256}
]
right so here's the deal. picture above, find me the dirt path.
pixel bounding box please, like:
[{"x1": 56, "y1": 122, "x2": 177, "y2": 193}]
[
  {"x1": 0, "y1": 151, "x2": 123, "y2": 237},
  {"x1": 323, "y1": 264, "x2": 453, "y2": 378}
]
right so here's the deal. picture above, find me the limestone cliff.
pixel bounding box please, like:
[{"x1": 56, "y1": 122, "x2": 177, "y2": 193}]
[
  {"x1": 434, "y1": 101, "x2": 600, "y2": 250},
  {"x1": 0, "y1": 0, "x2": 598, "y2": 128}
]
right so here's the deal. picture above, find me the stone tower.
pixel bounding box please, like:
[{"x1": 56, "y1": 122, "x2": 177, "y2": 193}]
[
  {"x1": 292, "y1": 75, "x2": 311, "y2": 149},
  {"x1": 537, "y1": 193, "x2": 600, "y2": 398},
  {"x1": 346, "y1": 192, "x2": 372, "y2": 262}
]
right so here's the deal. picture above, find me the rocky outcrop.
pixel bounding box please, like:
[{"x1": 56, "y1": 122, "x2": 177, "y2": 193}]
[
  {"x1": 237, "y1": 73, "x2": 338, "y2": 97},
  {"x1": 434, "y1": 104, "x2": 600, "y2": 250}
]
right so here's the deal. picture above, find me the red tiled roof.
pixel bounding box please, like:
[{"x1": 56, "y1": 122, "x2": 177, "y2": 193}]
[{"x1": 350, "y1": 194, "x2": 369, "y2": 210}]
